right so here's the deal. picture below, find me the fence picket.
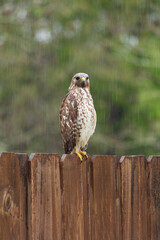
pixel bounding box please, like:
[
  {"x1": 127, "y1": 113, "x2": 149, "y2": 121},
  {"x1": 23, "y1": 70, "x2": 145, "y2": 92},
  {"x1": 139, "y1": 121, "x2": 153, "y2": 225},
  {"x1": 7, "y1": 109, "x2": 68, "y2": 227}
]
[
  {"x1": 120, "y1": 156, "x2": 150, "y2": 240},
  {"x1": 91, "y1": 155, "x2": 121, "y2": 240},
  {"x1": 148, "y1": 156, "x2": 160, "y2": 240},
  {"x1": 0, "y1": 152, "x2": 28, "y2": 240},
  {"x1": 60, "y1": 154, "x2": 91, "y2": 240},
  {"x1": 28, "y1": 153, "x2": 61, "y2": 240}
]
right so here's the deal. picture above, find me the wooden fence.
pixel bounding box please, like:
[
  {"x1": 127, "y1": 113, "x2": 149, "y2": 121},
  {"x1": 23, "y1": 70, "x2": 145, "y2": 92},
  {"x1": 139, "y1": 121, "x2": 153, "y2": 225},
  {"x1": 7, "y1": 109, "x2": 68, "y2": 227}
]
[{"x1": 0, "y1": 152, "x2": 160, "y2": 240}]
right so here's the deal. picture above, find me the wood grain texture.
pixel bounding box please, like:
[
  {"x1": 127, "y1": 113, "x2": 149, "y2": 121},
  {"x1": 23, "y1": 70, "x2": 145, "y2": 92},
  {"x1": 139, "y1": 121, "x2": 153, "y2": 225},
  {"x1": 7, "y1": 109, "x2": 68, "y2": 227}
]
[
  {"x1": 91, "y1": 155, "x2": 121, "y2": 240},
  {"x1": 0, "y1": 152, "x2": 28, "y2": 240},
  {"x1": 28, "y1": 153, "x2": 61, "y2": 240},
  {"x1": 1, "y1": 153, "x2": 160, "y2": 240},
  {"x1": 148, "y1": 156, "x2": 160, "y2": 240},
  {"x1": 60, "y1": 154, "x2": 91, "y2": 240},
  {"x1": 120, "y1": 156, "x2": 150, "y2": 240}
]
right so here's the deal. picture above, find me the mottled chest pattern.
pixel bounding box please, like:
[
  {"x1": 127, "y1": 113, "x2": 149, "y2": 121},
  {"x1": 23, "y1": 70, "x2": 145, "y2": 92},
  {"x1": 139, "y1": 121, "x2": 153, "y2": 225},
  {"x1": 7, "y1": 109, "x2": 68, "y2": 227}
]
[{"x1": 72, "y1": 88, "x2": 95, "y2": 128}]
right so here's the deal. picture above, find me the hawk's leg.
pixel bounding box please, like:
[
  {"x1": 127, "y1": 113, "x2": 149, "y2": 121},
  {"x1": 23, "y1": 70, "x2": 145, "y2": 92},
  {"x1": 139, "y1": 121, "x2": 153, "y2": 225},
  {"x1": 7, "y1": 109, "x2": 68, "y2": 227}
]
[
  {"x1": 79, "y1": 150, "x2": 88, "y2": 159},
  {"x1": 74, "y1": 151, "x2": 83, "y2": 162}
]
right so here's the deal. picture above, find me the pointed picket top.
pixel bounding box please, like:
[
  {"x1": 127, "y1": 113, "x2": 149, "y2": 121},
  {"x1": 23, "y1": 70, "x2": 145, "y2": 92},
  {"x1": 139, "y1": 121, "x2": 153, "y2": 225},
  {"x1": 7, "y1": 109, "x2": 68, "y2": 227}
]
[
  {"x1": 120, "y1": 155, "x2": 147, "y2": 163},
  {"x1": 61, "y1": 153, "x2": 91, "y2": 163},
  {"x1": 29, "y1": 152, "x2": 60, "y2": 162},
  {"x1": 92, "y1": 155, "x2": 120, "y2": 162},
  {"x1": 0, "y1": 151, "x2": 18, "y2": 159},
  {"x1": 147, "y1": 155, "x2": 160, "y2": 162},
  {"x1": 29, "y1": 152, "x2": 35, "y2": 161},
  {"x1": 61, "y1": 153, "x2": 75, "y2": 162}
]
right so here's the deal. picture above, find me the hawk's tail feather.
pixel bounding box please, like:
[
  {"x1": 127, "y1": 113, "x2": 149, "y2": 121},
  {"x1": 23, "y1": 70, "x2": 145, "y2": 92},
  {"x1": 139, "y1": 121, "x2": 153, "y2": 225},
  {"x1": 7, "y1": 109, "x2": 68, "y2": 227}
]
[{"x1": 64, "y1": 139, "x2": 76, "y2": 154}]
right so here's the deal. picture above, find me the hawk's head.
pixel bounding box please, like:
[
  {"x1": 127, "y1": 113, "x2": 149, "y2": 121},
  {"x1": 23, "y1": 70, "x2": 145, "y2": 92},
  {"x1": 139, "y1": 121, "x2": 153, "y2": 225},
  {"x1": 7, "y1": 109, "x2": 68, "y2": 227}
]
[{"x1": 69, "y1": 73, "x2": 90, "y2": 90}]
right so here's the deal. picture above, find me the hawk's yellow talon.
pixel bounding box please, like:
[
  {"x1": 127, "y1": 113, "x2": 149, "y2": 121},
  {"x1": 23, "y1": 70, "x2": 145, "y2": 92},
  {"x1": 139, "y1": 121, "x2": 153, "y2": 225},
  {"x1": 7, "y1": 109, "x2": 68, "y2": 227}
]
[
  {"x1": 79, "y1": 150, "x2": 88, "y2": 158},
  {"x1": 75, "y1": 151, "x2": 83, "y2": 162}
]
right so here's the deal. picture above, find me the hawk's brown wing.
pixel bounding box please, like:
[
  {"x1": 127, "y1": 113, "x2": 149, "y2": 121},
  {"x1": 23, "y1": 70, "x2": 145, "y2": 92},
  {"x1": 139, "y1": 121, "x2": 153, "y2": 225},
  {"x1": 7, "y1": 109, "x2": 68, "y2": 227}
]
[{"x1": 60, "y1": 92, "x2": 78, "y2": 154}]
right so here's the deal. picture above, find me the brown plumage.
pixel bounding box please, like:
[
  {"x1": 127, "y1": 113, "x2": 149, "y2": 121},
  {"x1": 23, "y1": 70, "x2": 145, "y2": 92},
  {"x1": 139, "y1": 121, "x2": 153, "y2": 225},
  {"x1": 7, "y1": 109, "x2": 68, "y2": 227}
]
[{"x1": 59, "y1": 73, "x2": 96, "y2": 160}]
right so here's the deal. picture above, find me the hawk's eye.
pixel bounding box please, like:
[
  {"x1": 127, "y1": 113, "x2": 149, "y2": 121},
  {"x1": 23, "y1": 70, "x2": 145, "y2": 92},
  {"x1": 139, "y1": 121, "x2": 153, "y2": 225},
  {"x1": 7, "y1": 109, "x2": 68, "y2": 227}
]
[
  {"x1": 76, "y1": 76, "x2": 80, "y2": 80},
  {"x1": 86, "y1": 77, "x2": 89, "y2": 80}
]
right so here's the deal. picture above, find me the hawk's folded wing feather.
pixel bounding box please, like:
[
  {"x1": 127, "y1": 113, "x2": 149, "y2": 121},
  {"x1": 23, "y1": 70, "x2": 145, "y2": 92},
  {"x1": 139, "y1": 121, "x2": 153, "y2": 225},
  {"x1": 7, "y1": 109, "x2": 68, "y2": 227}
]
[{"x1": 60, "y1": 92, "x2": 78, "y2": 154}]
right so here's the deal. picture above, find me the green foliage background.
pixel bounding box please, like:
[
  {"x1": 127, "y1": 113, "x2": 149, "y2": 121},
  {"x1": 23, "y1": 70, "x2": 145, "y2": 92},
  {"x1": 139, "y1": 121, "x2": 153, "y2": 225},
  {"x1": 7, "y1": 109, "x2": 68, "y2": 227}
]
[{"x1": 0, "y1": 0, "x2": 160, "y2": 156}]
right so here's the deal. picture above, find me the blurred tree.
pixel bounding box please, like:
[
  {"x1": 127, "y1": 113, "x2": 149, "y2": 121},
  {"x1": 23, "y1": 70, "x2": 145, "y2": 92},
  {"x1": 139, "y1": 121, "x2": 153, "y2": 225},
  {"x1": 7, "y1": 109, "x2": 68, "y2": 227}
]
[{"x1": 0, "y1": 0, "x2": 160, "y2": 156}]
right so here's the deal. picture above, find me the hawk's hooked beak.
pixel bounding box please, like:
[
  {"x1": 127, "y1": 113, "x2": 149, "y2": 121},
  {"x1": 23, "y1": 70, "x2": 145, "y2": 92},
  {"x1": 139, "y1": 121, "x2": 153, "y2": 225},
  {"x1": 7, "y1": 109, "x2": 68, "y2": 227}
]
[{"x1": 81, "y1": 77, "x2": 86, "y2": 87}]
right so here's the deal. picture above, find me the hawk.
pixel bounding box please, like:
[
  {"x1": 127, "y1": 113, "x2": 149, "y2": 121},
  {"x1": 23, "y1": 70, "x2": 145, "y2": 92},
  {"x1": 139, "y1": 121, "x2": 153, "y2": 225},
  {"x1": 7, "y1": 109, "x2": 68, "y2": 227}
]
[{"x1": 60, "y1": 73, "x2": 96, "y2": 161}]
